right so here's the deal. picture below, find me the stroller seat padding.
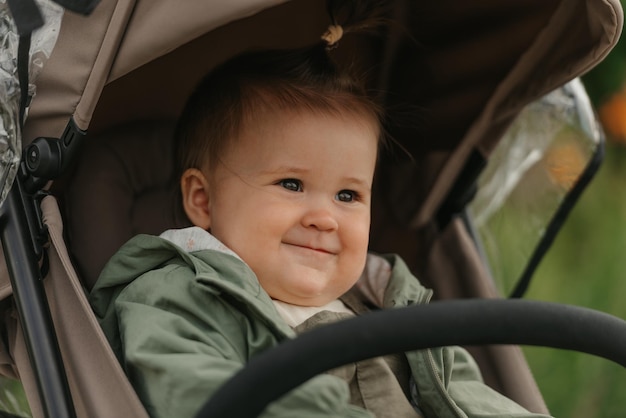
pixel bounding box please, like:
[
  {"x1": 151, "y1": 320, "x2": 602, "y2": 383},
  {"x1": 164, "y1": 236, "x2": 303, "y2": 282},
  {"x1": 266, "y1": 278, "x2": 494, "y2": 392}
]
[{"x1": 65, "y1": 120, "x2": 190, "y2": 290}]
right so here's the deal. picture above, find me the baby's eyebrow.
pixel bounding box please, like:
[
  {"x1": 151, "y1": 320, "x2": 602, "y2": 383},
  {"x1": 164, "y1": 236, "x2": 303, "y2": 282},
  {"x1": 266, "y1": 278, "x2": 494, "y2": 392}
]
[
  {"x1": 343, "y1": 176, "x2": 372, "y2": 190},
  {"x1": 259, "y1": 166, "x2": 309, "y2": 176}
]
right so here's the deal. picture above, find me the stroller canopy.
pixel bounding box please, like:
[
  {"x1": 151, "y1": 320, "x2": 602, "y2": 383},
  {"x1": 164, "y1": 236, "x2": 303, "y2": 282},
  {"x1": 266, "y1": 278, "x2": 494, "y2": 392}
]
[{"x1": 20, "y1": 0, "x2": 622, "y2": 228}]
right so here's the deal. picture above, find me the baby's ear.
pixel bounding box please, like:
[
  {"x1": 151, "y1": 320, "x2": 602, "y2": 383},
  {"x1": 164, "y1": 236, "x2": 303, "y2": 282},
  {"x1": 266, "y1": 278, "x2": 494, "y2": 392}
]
[{"x1": 181, "y1": 168, "x2": 211, "y2": 230}]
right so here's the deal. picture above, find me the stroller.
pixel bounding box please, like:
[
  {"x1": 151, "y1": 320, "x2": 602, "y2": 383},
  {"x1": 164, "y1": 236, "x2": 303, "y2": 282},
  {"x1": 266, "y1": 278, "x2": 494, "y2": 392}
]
[{"x1": 0, "y1": 0, "x2": 625, "y2": 416}]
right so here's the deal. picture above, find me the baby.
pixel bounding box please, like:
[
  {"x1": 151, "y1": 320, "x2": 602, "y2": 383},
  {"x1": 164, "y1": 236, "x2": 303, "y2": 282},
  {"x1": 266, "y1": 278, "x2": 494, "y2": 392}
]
[{"x1": 90, "y1": 3, "x2": 554, "y2": 418}]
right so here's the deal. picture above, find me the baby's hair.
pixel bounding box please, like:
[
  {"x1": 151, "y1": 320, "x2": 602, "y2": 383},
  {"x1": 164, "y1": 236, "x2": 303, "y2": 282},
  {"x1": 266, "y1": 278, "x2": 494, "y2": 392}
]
[{"x1": 174, "y1": 0, "x2": 388, "y2": 179}]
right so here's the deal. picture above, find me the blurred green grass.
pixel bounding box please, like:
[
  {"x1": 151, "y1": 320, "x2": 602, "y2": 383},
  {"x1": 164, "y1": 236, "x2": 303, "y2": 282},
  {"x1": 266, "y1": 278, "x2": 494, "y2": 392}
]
[
  {"x1": 0, "y1": 377, "x2": 30, "y2": 417},
  {"x1": 522, "y1": 143, "x2": 626, "y2": 417}
]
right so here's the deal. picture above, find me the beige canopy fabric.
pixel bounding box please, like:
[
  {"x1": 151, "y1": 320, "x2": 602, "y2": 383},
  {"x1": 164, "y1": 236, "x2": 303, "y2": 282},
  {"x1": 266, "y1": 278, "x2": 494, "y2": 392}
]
[
  {"x1": 21, "y1": 0, "x2": 294, "y2": 140},
  {"x1": 1, "y1": 196, "x2": 150, "y2": 418}
]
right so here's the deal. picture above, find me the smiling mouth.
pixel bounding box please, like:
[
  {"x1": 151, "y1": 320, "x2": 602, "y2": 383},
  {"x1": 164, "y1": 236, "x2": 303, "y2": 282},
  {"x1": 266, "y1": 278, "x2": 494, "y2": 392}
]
[{"x1": 284, "y1": 243, "x2": 336, "y2": 255}]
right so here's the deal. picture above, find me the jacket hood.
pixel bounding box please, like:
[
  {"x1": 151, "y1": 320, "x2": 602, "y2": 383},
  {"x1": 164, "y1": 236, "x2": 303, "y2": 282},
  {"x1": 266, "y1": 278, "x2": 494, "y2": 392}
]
[
  {"x1": 90, "y1": 231, "x2": 269, "y2": 317},
  {"x1": 90, "y1": 230, "x2": 434, "y2": 319},
  {"x1": 90, "y1": 233, "x2": 198, "y2": 317}
]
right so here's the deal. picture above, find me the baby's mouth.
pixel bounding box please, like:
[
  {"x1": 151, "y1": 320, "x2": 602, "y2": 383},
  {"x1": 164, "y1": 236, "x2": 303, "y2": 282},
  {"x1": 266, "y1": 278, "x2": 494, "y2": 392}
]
[{"x1": 283, "y1": 242, "x2": 337, "y2": 255}]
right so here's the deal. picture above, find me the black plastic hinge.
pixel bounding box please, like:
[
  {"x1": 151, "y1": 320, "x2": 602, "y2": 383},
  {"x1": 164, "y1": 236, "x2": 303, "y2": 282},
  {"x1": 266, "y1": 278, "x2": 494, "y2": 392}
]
[{"x1": 22, "y1": 118, "x2": 86, "y2": 193}]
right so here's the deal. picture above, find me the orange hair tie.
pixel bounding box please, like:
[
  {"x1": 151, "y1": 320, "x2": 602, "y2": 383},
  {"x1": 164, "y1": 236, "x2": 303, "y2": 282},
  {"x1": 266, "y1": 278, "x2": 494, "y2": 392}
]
[{"x1": 321, "y1": 24, "x2": 344, "y2": 48}]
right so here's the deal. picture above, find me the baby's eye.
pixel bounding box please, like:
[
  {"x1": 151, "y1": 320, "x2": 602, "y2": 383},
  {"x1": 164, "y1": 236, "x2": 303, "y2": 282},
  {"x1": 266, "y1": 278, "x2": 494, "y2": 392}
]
[
  {"x1": 278, "y1": 179, "x2": 303, "y2": 192},
  {"x1": 336, "y1": 190, "x2": 358, "y2": 202}
]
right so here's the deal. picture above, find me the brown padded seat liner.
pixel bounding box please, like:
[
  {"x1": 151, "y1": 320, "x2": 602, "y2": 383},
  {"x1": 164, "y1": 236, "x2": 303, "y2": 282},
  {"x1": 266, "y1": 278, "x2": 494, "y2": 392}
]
[{"x1": 65, "y1": 120, "x2": 190, "y2": 290}]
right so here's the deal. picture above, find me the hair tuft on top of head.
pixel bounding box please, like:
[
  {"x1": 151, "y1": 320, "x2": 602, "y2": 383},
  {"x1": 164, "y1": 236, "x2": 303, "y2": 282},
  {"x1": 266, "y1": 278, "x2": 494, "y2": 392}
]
[
  {"x1": 326, "y1": 0, "x2": 391, "y2": 36},
  {"x1": 321, "y1": 24, "x2": 344, "y2": 49},
  {"x1": 174, "y1": 0, "x2": 390, "y2": 182}
]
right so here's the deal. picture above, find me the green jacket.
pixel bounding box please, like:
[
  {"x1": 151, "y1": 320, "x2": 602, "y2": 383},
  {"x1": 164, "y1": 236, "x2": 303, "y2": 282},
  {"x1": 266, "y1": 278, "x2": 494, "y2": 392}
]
[{"x1": 90, "y1": 229, "x2": 551, "y2": 418}]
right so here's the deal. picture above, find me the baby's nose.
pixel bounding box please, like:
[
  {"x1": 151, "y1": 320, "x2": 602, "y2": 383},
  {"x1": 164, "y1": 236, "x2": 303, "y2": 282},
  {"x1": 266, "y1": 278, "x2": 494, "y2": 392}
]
[{"x1": 301, "y1": 207, "x2": 339, "y2": 231}]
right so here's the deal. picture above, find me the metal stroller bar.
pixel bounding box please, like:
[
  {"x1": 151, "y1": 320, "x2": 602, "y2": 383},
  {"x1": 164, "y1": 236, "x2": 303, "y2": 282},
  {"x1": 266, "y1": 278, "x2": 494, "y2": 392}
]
[
  {"x1": 198, "y1": 299, "x2": 626, "y2": 418},
  {"x1": 0, "y1": 118, "x2": 85, "y2": 417},
  {"x1": 0, "y1": 174, "x2": 76, "y2": 418}
]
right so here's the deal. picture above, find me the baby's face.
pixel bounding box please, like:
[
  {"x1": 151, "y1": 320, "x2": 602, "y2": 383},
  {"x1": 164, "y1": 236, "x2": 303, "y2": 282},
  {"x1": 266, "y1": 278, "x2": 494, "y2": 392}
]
[{"x1": 207, "y1": 110, "x2": 378, "y2": 306}]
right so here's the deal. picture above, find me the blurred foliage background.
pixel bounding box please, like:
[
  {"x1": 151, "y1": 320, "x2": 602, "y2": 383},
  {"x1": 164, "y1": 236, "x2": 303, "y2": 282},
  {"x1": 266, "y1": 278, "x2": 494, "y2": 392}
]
[
  {"x1": 522, "y1": 1, "x2": 626, "y2": 415},
  {"x1": 523, "y1": 147, "x2": 626, "y2": 417}
]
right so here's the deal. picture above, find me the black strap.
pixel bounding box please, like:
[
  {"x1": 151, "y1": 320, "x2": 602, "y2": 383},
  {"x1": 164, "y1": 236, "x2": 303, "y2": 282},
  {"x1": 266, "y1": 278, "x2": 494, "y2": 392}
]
[
  {"x1": 6, "y1": 0, "x2": 101, "y2": 129},
  {"x1": 6, "y1": 0, "x2": 43, "y2": 36},
  {"x1": 16, "y1": 34, "x2": 32, "y2": 129},
  {"x1": 52, "y1": 0, "x2": 100, "y2": 15},
  {"x1": 6, "y1": 0, "x2": 41, "y2": 129},
  {"x1": 7, "y1": 0, "x2": 98, "y2": 33}
]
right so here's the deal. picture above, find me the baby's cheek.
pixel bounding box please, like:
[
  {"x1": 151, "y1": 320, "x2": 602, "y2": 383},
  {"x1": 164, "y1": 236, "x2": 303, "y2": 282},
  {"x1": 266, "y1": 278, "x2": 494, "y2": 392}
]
[
  {"x1": 342, "y1": 234, "x2": 370, "y2": 277},
  {"x1": 349, "y1": 219, "x2": 371, "y2": 253}
]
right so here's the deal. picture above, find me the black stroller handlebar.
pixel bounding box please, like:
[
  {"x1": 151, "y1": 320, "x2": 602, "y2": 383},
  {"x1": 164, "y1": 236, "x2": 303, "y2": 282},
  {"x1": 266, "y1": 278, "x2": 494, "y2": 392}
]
[{"x1": 196, "y1": 299, "x2": 626, "y2": 418}]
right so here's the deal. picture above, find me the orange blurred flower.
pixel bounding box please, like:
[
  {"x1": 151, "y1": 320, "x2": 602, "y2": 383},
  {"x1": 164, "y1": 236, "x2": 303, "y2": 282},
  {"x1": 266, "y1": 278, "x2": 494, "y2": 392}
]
[
  {"x1": 599, "y1": 90, "x2": 626, "y2": 144},
  {"x1": 545, "y1": 142, "x2": 586, "y2": 191}
]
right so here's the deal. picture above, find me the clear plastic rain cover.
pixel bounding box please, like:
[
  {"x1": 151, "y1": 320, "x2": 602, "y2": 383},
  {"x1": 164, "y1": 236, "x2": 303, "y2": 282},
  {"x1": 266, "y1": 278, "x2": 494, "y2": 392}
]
[
  {"x1": 0, "y1": 0, "x2": 62, "y2": 205},
  {"x1": 467, "y1": 79, "x2": 602, "y2": 296}
]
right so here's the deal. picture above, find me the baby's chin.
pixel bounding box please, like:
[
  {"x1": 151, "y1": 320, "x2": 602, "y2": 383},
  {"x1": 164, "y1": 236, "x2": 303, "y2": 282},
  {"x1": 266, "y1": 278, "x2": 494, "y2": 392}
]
[
  {"x1": 259, "y1": 266, "x2": 365, "y2": 307},
  {"x1": 270, "y1": 285, "x2": 357, "y2": 307}
]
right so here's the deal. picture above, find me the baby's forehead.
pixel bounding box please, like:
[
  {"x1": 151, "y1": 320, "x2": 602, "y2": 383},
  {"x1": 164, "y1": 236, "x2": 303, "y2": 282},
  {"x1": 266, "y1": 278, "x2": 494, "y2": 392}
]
[
  {"x1": 239, "y1": 110, "x2": 375, "y2": 145},
  {"x1": 221, "y1": 111, "x2": 378, "y2": 171},
  {"x1": 206, "y1": 102, "x2": 380, "y2": 176},
  {"x1": 240, "y1": 104, "x2": 379, "y2": 136}
]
